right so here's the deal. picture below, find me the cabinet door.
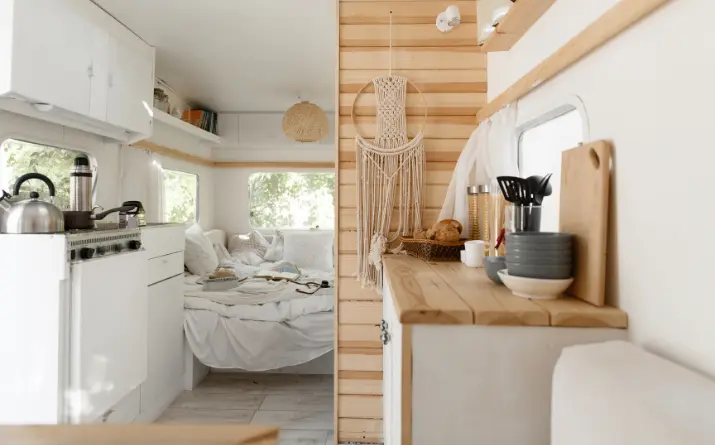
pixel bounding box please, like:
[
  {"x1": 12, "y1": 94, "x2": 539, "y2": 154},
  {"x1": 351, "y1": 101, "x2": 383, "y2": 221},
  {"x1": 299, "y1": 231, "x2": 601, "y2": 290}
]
[
  {"x1": 11, "y1": 0, "x2": 93, "y2": 115},
  {"x1": 107, "y1": 31, "x2": 154, "y2": 135},
  {"x1": 142, "y1": 275, "x2": 184, "y2": 416}
]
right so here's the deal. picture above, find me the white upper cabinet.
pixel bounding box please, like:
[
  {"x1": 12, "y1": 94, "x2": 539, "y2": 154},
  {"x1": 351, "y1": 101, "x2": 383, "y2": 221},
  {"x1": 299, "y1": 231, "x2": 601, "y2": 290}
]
[{"x1": 0, "y1": 0, "x2": 155, "y2": 142}]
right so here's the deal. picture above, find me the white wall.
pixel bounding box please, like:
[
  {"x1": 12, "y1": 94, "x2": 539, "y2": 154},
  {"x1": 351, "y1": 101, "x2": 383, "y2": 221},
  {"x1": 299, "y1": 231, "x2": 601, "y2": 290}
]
[
  {"x1": 488, "y1": 0, "x2": 715, "y2": 377},
  {"x1": 0, "y1": 110, "x2": 215, "y2": 227},
  {"x1": 212, "y1": 112, "x2": 335, "y2": 236}
]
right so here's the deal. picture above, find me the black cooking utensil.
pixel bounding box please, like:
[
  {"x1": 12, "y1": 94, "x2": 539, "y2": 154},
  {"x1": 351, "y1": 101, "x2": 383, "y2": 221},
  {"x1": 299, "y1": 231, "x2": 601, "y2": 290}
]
[
  {"x1": 497, "y1": 176, "x2": 526, "y2": 204},
  {"x1": 532, "y1": 173, "x2": 553, "y2": 205}
]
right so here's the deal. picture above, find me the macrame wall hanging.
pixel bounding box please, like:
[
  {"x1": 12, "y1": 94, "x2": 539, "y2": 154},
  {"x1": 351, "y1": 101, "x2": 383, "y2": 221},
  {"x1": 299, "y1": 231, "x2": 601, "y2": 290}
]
[{"x1": 351, "y1": 12, "x2": 427, "y2": 290}]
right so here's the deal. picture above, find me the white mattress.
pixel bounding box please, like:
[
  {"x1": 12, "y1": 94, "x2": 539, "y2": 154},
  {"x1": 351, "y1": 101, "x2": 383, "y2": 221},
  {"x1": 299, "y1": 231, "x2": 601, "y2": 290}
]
[{"x1": 183, "y1": 266, "x2": 334, "y2": 371}]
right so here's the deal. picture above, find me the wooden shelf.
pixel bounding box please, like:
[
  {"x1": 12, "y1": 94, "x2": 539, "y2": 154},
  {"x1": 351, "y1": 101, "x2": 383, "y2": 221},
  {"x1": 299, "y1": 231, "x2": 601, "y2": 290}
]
[
  {"x1": 152, "y1": 108, "x2": 221, "y2": 144},
  {"x1": 481, "y1": 0, "x2": 557, "y2": 52}
]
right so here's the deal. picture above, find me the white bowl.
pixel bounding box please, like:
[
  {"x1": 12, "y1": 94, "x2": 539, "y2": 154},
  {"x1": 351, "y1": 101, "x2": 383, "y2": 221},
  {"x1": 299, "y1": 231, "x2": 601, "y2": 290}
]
[{"x1": 497, "y1": 269, "x2": 574, "y2": 300}]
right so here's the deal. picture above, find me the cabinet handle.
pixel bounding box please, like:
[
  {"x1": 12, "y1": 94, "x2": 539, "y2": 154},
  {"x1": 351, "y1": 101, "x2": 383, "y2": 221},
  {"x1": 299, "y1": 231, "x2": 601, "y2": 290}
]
[
  {"x1": 100, "y1": 409, "x2": 114, "y2": 423},
  {"x1": 87, "y1": 65, "x2": 94, "y2": 78},
  {"x1": 379, "y1": 319, "x2": 388, "y2": 331},
  {"x1": 381, "y1": 331, "x2": 390, "y2": 346}
]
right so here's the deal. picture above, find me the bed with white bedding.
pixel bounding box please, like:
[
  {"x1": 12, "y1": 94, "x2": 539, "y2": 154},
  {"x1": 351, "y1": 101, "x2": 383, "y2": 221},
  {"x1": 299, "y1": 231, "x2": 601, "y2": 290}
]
[{"x1": 182, "y1": 228, "x2": 334, "y2": 372}]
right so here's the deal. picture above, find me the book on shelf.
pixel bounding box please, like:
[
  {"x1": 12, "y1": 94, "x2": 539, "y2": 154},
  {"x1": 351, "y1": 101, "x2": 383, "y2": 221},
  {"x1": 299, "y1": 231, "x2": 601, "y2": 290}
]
[{"x1": 182, "y1": 109, "x2": 219, "y2": 136}]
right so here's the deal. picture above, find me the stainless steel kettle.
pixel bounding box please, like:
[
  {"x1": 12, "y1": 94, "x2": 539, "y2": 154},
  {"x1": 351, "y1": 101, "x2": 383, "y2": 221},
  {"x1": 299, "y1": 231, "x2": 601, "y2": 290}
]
[{"x1": 0, "y1": 173, "x2": 65, "y2": 234}]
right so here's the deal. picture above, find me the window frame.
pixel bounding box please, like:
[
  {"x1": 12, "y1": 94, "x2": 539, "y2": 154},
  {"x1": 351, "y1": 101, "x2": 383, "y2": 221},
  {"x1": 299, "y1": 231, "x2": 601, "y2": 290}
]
[
  {"x1": 247, "y1": 171, "x2": 336, "y2": 231},
  {"x1": 0, "y1": 138, "x2": 97, "y2": 205},
  {"x1": 516, "y1": 96, "x2": 590, "y2": 170},
  {"x1": 161, "y1": 167, "x2": 200, "y2": 224}
]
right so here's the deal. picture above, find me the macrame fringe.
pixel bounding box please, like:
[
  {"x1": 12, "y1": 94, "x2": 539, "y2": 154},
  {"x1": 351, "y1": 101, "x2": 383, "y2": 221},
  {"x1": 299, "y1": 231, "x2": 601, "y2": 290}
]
[{"x1": 355, "y1": 75, "x2": 425, "y2": 292}]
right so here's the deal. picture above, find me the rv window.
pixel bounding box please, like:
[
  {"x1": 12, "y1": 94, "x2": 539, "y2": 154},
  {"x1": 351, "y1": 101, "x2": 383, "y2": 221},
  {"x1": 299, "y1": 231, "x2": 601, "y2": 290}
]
[
  {"x1": 163, "y1": 169, "x2": 199, "y2": 223},
  {"x1": 0, "y1": 139, "x2": 92, "y2": 209},
  {"x1": 249, "y1": 172, "x2": 335, "y2": 229},
  {"x1": 518, "y1": 109, "x2": 584, "y2": 231}
]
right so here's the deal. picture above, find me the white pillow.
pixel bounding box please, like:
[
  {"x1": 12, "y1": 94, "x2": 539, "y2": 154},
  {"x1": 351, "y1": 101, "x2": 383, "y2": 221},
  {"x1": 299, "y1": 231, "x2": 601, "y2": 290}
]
[
  {"x1": 263, "y1": 230, "x2": 284, "y2": 262},
  {"x1": 213, "y1": 243, "x2": 233, "y2": 266},
  {"x1": 282, "y1": 230, "x2": 333, "y2": 272},
  {"x1": 184, "y1": 223, "x2": 219, "y2": 275}
]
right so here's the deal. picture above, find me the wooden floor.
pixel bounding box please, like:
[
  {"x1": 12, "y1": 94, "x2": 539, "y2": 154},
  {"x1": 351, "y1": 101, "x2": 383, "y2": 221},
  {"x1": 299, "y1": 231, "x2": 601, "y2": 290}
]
[{"x1": 157, "y1": 373, "x2": 334, "y2": 445}]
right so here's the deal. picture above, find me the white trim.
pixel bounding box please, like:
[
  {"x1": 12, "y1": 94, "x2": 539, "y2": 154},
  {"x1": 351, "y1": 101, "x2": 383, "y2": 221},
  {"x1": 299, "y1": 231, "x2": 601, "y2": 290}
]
[{"x1": 516, "y1": 95, "x2": 591, "y2": 141}]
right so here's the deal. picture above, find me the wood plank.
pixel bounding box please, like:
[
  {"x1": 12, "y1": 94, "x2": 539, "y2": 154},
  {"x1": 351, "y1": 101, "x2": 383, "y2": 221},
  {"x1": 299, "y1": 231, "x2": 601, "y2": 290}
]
[
  {"x1": 478, "y1": 0, "x2": 672, "y2": 122},
  {"x1": 338, "y1": 373, "x2": 383, "y2": 395},
  {"x1": 339, "y1": 138, "x2": 465, "y2": 162},
  {"x1": 214, "y1": 161, "x2": 334, "y2": 168},
  {"x1": 339, "y1": 301, "x2": 383, "y2": 325},
  {"x1": 338, "y1": 395, "x2": 383, "y2": 419},
  {"x1": 340, "y1": 92, "x2": 485, "y2": 116},
  {"x1": 340, "y1": 163, "x2": 455, "y2": 185},
  {"x1": 534, "y1": 298, "x2": 628, "y2": 328},
  {"x1": 339, "y1": 208, "x2": 442, "y2": 231},
  {"x1": 0, "y1": 425, "x2": 279, "y2": 445},
  {"x1": 340, "y1": 184, "x2": 448, "y2": 208},
  {"x1": 338, "y1": 278, "x2": 382, "y2": 301},
  {"x1": 338, "y1": 431, "x2": 382, "y2": 444},
  {"x1": 338, "y1": 349, "x2": 383, "y2": 372},
  {"x1": 340, "y1": 24, "x2": 479, "y2": 47},
  {"x1": 402, "y1": 324, "x2": 413, "y2": 445},
  {"x1": 340, "y1": 115, "x2": 476, "y2": 139},
  {"x1": 382, "y1": 255, "x2": 474, "y2": 324},
  {"x1": 132, "y1": 141, "x2": 213, "y2": 167},
  {"x1": 338, "y1": 418, "x2": 383, "y2": 434},
  {"x1": 340, "y1": 47, "x2": 486, "y2": 70},
  {"x1": 482, "y1": 0, "x2": 557, "y2": 52},
  {"x1": 340, "y1": 1, "x2": 476, "y2": 24},
  {"x1": 429, "y1": 262, "x2": 550, "y2": 326},
  {"x1": 340, "y1": 69, "x2": 487, "y2": 93},
  {"x1": 339, "y1": 325, "x2": 382, "y2": 349}
]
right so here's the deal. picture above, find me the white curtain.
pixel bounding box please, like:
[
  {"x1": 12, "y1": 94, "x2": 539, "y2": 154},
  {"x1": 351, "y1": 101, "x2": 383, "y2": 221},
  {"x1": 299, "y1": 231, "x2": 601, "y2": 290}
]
[{"x1": 438, "y1": 105, "x2": 519, "y2": 235}]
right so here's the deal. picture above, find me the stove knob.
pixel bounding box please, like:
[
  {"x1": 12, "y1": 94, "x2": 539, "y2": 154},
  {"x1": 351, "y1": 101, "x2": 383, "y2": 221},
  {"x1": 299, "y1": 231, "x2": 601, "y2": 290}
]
[
  {"x1": 70, "y1": 250, "x2": 76, "y2": 261},
  {"x1": 113, "y1": 244, "x2": 124, "y2": 253},
  {"x1": 128, "y1": 240, "x2": 142, "y2": 251},
  {"x1": 96, "y1": 246, "x2": 108, "y2": 256},
  {"x1": 79, "y1": 247, "x2": 95, "y2": 260}
]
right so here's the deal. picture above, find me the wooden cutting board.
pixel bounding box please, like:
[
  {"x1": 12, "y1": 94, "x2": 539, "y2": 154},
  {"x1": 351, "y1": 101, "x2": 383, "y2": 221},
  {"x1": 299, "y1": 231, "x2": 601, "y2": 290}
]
[{"x1": 559, "y1": 140, "x2": 612, "y2": 307}]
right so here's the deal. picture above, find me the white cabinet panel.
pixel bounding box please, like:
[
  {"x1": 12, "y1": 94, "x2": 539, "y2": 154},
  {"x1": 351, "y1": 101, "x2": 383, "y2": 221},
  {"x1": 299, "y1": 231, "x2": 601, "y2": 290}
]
[
  {"x1": 107, "y1": 31, "x2": 154, "y2": 135},
  {"x1": 11, "y1": 0, "x2": 93, "y2": 115},
  {"x1": 141, "y1": 275, "x2": 184, "y2": 419}
]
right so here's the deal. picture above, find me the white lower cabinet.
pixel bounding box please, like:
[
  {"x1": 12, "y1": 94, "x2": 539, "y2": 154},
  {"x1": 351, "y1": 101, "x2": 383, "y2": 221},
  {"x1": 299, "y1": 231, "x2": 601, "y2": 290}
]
[
  {"x1": 381, "y1": 276, "x2": 628, "y2": 445},
  {"x1": 140, "y1": 274, "x2": 184, "y2": 421}
]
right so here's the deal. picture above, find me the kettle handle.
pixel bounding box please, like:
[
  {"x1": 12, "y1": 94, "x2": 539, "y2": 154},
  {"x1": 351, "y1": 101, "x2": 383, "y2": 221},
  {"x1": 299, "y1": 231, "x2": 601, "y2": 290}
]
[{"x1": 13, "y1": 173, "x2": 56, "y2": 198}]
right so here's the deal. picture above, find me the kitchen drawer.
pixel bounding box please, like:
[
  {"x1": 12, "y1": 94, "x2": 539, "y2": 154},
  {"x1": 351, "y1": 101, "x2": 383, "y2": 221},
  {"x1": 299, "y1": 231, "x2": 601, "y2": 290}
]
[
  {"x1": 148, "y1": 252, "x2": 184, "y2": 286},
  {"x1": 142, "y1": 225, "x2": 185, "y2": 259},
  {"x1": 95, "y1": 385, "x2": 141, "y2": 424}
]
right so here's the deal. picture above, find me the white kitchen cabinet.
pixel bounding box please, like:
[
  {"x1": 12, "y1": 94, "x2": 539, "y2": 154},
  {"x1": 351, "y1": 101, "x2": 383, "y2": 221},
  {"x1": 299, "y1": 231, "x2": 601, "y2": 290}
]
[
  {"x1": 0, "y1": 0, "x2": 155, "y2": 142},
  {"x1": 106, "y1": 29, "x2": 155, "y2": 136},
  {"x1": 137, "y1": 225, "x2": 186, "y2": 422},
  {"x1": 380, "y1": 256, "x2": 629, "y2": 445},
  {"x1": 142, "y1": 274, "x2": 184, "y2": 419}
]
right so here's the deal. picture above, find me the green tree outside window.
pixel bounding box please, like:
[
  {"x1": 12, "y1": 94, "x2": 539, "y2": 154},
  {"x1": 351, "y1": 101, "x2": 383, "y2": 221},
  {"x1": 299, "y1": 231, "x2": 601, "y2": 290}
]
[
  {"x1": 249, "y1": 172, "x2": 334, "y2": 229},
  {"x1": 163, "y1": 169, "x2": 198, "y2": 223},
  {"x1": 1, "y1": 139, "x2": 87, "y2": 209}
]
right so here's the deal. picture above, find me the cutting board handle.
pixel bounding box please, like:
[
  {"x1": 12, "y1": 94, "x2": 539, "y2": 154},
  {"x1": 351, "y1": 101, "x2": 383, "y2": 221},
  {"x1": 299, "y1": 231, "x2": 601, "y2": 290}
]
[{"x1": 589, "y1": 147, "x2": 601, "y2": 169}]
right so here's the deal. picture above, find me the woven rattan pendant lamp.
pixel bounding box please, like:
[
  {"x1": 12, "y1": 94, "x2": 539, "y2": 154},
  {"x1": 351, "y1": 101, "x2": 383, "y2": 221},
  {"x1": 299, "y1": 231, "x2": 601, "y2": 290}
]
[{"x1": 282, "y1": 100, "x2": 329, "y2": 143}]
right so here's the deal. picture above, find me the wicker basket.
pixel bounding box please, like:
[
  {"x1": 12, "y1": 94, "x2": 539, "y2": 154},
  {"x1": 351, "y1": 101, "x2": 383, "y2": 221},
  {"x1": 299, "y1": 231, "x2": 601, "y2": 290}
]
[{"x1": 399, "y1": 236, "x2": 466, "y2": 262}]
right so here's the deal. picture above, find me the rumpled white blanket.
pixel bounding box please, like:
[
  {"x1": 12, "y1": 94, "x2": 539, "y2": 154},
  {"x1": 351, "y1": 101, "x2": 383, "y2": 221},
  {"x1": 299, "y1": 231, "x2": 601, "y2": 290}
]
[{"x1": 183, "y1": 259, "x2": 335, "y2": 371}]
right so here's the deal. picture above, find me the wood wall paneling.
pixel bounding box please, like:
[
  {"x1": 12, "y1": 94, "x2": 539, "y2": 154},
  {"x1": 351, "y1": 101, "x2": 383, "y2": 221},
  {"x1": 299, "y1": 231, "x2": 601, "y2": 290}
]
[{"x1": 337, "y1": 0, "x2": 481, "y2": 440}]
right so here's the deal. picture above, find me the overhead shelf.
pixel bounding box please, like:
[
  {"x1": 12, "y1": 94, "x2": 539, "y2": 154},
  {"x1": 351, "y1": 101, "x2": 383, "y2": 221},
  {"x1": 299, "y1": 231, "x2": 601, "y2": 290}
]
[
  {"x1": 152, "y1": 108, "x2": 221, "y2": 144},
  {"x1": 481, "y1": 0, "x2": 557, "y2": 52}
]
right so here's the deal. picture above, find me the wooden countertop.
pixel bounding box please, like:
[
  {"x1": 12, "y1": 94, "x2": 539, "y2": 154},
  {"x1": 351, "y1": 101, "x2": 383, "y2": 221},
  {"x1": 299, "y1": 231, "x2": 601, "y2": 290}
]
[
  {"x1": 383, "y1": 255, "x2": 628, "y2": 328},
  {"x1": 0, "y1": 425, "x2": 279, "y2": 445}
]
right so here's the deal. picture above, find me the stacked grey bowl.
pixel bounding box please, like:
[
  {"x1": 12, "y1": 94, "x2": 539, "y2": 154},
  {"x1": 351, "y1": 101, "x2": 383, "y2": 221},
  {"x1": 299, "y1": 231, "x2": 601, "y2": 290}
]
[{"x1": 505, "y1": 232, "x2": 573, "y2": 279}]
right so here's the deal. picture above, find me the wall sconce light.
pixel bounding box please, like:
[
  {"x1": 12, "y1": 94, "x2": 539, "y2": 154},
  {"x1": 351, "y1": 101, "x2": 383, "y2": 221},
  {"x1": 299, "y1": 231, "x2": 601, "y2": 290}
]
[{"x1": 436, "y1": 5, "x2": 461, "y2": 33}]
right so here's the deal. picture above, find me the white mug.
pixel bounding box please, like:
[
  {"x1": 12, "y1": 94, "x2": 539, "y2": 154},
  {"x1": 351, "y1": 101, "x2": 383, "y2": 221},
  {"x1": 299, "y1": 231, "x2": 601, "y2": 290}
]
[{"x1": 464, "y1": 240, "x2": 485, "y2": 268}]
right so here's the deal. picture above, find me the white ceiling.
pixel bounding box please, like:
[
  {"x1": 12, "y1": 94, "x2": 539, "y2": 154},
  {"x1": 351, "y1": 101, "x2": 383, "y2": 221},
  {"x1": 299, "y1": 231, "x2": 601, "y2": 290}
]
[{"x1": 94, "y1": 0, "x2": 336, "y2": 113}]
